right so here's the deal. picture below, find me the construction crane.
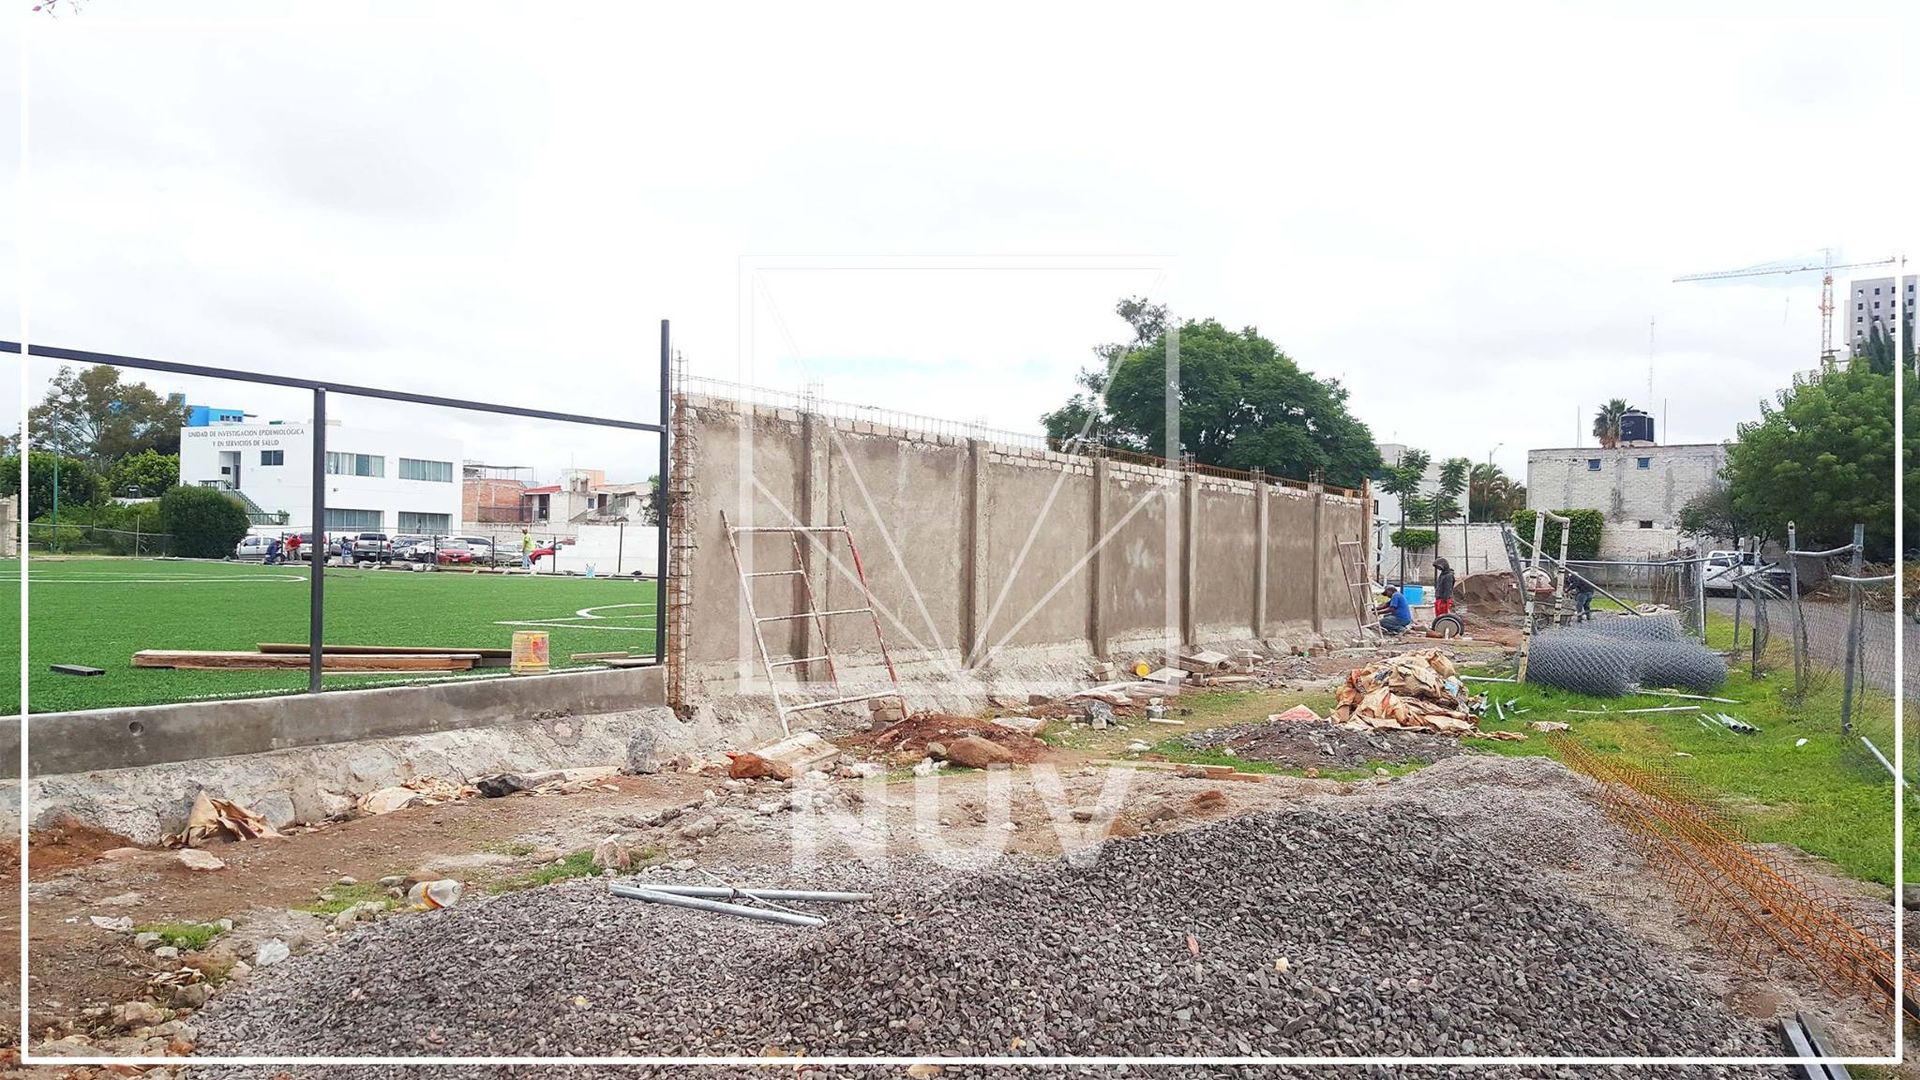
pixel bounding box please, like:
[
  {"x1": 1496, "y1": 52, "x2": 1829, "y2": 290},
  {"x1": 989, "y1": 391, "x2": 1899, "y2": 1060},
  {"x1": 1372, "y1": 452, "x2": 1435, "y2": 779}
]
[{"x1": 1674, "y1": 249, "x2": 1897, "y2": 368}]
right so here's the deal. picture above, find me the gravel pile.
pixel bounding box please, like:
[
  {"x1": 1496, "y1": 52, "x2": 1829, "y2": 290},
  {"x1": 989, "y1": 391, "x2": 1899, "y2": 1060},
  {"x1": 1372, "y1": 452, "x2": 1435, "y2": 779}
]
[
  {"x1": 1181, "y1": 717, "x2": 1466, "y2": 770},
  {"x1": 197, "y1": 771, "x2": 1769, "y2": 1064}
]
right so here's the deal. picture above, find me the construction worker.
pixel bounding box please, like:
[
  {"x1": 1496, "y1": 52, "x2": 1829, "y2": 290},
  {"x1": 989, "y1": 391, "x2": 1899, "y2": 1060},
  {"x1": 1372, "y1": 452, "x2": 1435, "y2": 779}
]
[
  {"x1": 1432, "y1": 558, "x2": 1456, "y2": 618},
  {"x1": 1376, "y1": 585, "x2": 1411, "y2": 635},
  {"x1": 521, "y1": 529, "x2": 534, "y2": 569},
  {"x1": 1568, "y1": 569, "x2": 1596, "y2": 621}
]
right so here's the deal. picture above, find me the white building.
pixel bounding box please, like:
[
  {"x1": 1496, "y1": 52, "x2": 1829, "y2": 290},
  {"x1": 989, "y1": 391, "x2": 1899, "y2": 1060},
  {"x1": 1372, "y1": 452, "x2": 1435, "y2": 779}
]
[{"x1": 178, "y1": 419, "x2": 464, "y2": 535}]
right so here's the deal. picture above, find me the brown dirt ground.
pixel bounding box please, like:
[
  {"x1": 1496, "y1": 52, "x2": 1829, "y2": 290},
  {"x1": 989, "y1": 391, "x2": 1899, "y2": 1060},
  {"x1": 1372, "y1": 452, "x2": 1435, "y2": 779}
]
[{"x1": 843, "y1": 712, "x2": 1051, "y2": 764}]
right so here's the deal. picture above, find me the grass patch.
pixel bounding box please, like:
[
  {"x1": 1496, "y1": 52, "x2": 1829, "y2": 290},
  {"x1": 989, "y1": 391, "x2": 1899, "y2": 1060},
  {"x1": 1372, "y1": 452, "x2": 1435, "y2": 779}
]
[
  {"x1": 489, "y1": 844, "x2": 665, "y2": 894},
  {"x1": 134, "y1": 921, "x2": 224, "y2": 951},
  {"x1": 1458, "y1": 611, "x2": 1908, "y2": 885},
  {"x1": 293, "y1": 880, "x2": 396, "y2": 916},
  {"x1": 25, "y1": 556, "x2": 656, "y2": 712}
]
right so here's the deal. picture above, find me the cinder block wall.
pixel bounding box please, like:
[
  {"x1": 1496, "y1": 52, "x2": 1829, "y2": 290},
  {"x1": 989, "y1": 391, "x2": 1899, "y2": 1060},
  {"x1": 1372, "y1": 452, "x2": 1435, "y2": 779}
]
[{"x1": 679, "y1": 395, "x2": 1367, "y2": 686}]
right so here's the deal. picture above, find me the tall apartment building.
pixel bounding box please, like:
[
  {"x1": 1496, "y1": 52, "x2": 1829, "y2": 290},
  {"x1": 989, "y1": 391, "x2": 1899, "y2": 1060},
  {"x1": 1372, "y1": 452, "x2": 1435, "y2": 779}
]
[{"x1": 1847, "y1": 274, "x2": 1917, "y2": 345}]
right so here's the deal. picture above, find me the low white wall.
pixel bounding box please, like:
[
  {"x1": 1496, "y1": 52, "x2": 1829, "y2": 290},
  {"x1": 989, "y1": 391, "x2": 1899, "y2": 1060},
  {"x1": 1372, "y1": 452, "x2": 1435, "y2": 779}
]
[
  {"x1": 1375, "y1": 522, "x2": 1510, "y2": 583},
  {"x1": 544, "y1": 523, "x2": 660, "y2": 576}
]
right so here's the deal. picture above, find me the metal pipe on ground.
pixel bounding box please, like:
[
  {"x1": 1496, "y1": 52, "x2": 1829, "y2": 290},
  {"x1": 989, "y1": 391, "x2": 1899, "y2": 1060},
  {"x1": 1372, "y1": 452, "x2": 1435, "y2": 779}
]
[
  {"x1": 637, "y1": 884, "x2": 872, "y2": 903},
  {"x1": 609, "y1": 883, "x2": 826, "y2": 927}
]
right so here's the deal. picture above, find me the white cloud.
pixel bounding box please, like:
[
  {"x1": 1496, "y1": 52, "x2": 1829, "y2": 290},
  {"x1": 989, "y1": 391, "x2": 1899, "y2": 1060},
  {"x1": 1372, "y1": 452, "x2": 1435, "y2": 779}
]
[{"x1": 4, "y1": 0, "x2": 1914, "y2": 483}]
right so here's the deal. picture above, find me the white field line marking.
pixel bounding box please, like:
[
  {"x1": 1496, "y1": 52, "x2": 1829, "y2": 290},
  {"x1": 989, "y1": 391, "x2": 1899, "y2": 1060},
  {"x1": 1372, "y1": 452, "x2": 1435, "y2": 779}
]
[
  {"x1": 495, "y1": 601, "x2": 657, "y2": 632},
  {"x1": 26, "y1": 574, "x2": 306, "y2": 584}
]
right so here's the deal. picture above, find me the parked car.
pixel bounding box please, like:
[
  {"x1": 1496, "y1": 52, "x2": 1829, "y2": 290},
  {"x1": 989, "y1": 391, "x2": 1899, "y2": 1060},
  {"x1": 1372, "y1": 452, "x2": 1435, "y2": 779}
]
[
  {"x1": 433, "y1": 539, "x2": 474, "y2": 564},
  {"x1": 350, "y1": 532, "x2": 394, "y2": 563},
  {"x1": 390, "y1": 534, "x2": 428, "y2": 557},
  {"x1": 456, "y1": 536, "x2": 495, "y2": 562},
  {"x1": 1702, "y1": 550, "x2": 1787, "y2": 595},
  {"x1": 233, "y1": 535, "x2": 274, "y2": 561}
]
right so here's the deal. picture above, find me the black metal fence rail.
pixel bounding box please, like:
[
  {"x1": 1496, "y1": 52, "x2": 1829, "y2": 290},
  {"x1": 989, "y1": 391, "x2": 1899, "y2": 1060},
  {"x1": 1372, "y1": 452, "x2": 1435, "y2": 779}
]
[{"x1": 5, "y1": 331, "x2": 673, "y2": 692}]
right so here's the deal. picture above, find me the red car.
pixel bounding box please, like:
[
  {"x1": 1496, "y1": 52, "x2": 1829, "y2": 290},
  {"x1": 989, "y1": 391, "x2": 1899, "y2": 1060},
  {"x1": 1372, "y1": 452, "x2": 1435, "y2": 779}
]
[{"x1": 436, "y1": 546, "x2": 474, "y2": 564}]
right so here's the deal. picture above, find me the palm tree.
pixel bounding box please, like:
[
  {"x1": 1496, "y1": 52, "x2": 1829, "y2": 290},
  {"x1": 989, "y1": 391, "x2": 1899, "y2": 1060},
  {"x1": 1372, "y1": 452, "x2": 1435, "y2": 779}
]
[
  {"x1": 1469, "y1": 463, "x2": 1526, "y2": 521},
  {"x1": 1592, "y1": 399, "x2": 1634, "y2": 448}
]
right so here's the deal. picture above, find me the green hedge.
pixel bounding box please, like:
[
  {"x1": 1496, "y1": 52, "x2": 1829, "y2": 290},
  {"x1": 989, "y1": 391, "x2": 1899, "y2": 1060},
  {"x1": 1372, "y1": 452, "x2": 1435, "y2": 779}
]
[
  {"x1": 160, "y1": 485, "x2": 251, "y2": 559},
  {"x1": 1510, "y1": 508, "x2": 1604, "y2": 562},
  {"x1": 1389, "y1": 527, "x2": 1440, "y2": 552}
]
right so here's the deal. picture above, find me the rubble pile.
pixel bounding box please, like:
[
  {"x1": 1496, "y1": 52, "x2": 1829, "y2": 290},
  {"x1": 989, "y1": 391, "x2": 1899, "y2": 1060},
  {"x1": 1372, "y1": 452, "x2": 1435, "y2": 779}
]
[{"x1": 1331, "y1": 650, "x2": 1483, "y2": 735}]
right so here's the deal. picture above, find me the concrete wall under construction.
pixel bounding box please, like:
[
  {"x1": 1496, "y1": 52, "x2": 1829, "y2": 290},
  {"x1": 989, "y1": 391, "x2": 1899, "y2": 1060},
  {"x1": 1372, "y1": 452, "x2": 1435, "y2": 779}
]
[{"x1": 679, "y1": 394, "x2": 1369, "y2": 691}]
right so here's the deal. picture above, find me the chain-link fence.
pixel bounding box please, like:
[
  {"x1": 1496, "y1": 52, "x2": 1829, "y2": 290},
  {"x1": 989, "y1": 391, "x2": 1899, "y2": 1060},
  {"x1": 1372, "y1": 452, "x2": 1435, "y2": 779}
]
[
  {"x1": 1772, "y1": 528, "x2": 1894, "y2": 740},
  {"x1": 26, "y1": 521, "x2": 174, "y2": 557}
]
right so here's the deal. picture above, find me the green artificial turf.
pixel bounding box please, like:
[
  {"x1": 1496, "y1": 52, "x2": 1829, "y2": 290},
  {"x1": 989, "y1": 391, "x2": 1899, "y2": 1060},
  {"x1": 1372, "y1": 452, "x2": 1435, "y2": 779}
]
[{"x1": 26, "y1": 556, "x2": 655, "y2": 712}]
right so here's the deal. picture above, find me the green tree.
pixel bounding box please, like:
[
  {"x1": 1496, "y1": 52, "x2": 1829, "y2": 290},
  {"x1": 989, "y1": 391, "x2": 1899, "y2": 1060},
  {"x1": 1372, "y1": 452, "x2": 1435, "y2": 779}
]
[
  {"x1": 1591, "y1": 398, "x2": 1634, "y2": 448},
  {"x1": 1433, "y1": 457, "x2": 1470, "y2": 525},
  {"x1": 1046, "y1": 314, "x2": 1381, "y2": 487},
  {"x1": 1, "y1": 451, "x2": 103, "y2": 519},
  {"x1": 29, "y1": 364, "x2": 190, "y2": 467},
  {"x1": 1723, "y1": 361, "x2": 1896, "y2": 558},
  {"x1": 1851, "y1": 317, "x2": 1914, "y2": 375},
  {"x1": 1378, "y1": 447, "x2": 1431, "y2": 583},
  {"x1": 108, "y1": 450, "x2": 179, "y2": 498},
  {"x1": 1676, "y1": 483, "x2": 1747, "y2": 545},
  {"x1": 1041, "y1": 297, "x2": 1168, "y2": 452},
  {"x1": 1468, "y1": 462, "x2": 1526, "y2": 521},
  {"x1": 159, "y1": 485, "x2": 251, "y2": 559}
]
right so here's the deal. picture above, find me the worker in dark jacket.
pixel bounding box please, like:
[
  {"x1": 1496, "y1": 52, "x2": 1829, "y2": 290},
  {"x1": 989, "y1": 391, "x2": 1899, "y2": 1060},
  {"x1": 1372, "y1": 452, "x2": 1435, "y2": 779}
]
[
  {"x1": 1432, "y1": 558, "x2": 1456, "y2": 617},
  {"x1": 1568, "y1": 570, "x2": 1596, "y2": 621}
]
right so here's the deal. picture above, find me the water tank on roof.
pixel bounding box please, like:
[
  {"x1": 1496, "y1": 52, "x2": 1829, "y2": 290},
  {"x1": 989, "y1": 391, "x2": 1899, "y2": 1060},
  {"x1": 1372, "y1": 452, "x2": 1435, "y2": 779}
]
[{"x1": 1618, "y1": 409, "x2": 1655, "y2": 445}]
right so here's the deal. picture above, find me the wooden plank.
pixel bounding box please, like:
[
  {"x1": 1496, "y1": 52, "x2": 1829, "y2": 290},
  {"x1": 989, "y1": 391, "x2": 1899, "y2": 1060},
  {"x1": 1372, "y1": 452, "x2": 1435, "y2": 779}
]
[
  {"x1": 49, "y1": 664, "x2": 105, "y2": 677},
  {"x1": 571, "y1": 651, "x2": 634, "y2": 661},
  {"x1": 601, "y1": 657, "x2": 658, "y2": 668},
  {"x1": 136, "y1": 651, "x2": 477, "y2": 671},
  {"x1": 256, "y1": 642, "x2": 513, "y2": 659}
]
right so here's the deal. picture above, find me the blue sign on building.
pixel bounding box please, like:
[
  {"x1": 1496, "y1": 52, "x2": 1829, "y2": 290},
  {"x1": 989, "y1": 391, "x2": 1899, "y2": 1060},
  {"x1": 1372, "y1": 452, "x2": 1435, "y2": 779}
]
[{"x1": 187, "y1": 405, "x2": 249, "y2": 427}]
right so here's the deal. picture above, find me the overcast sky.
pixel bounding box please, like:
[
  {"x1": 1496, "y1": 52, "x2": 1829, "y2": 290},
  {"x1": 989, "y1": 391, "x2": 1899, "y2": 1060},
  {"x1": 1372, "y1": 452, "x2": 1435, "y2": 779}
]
[{"x1": 4, "y1": 1, "x2": 1915, "y2": 484}]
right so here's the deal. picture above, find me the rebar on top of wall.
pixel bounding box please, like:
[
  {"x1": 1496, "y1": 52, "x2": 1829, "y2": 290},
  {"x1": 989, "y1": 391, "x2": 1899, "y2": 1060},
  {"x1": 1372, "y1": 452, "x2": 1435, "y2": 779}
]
[
  {"x1": 1554, "y1": 736, "x2": 1917, "y2": 1021},
  {"x1": 665, "y1": 347, "x2": 696, "y2": 711}
]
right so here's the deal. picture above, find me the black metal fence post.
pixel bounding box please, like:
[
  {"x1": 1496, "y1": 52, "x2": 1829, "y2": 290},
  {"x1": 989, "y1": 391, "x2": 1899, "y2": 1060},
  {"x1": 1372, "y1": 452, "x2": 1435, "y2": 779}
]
[
  {"x1": 655, "y1": 318, "x2": 670, "y2": 666},
  {"x1": 309, "y1": 388, "x2": 327, "y2": 694}
]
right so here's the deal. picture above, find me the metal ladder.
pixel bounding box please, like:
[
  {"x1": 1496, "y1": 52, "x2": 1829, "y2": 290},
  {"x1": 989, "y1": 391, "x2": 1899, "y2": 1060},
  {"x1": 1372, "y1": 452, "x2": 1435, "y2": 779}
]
[
  {"x1": 721, "y1": 511, "x2": 908, "y2": 734},
  {"x1": 1336, "y1": 538, "x2": 1375, "y2": 631}
]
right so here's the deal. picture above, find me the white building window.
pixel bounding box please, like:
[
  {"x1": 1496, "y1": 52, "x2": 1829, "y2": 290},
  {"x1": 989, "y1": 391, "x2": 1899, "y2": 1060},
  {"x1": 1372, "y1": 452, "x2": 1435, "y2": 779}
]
[
  {"x1": 399, "y1": 511, "x2": 451, "y2": 533},
  {"x1": 399, "y1": 458, "x2": 454, "y2": 483},
  {"x1": 1587, "y1": 459, "x2": 1601, "y2": 471},
  {"x1": 1638, "y1": 520, "x2": 1654, "y2": 529},
  {"x1": 1636, "y1": 457, "x2": 1650, "y2": 469},
  {"x1": 325, "y1": 508, "x2": 383, "y2": 530},
  {"x1": 326, "y1": 452, "x2": 385, "y2": 478},
  {"x1": 260, "y1": 450, "x2": 284, "y2": 466}
]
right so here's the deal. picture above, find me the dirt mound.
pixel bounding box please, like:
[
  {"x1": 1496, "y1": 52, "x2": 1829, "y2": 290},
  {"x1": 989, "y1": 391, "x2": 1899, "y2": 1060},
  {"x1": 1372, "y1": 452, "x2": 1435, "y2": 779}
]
[
  {"x1": 29, "y1": 815, "x2": 134, "y2": 873},
  {"x1": 1457, "y1": 570, "x2": 1522, "y2": 612},
  {"x1": 844, "y1": 712, "x2": 1050, "y2": 764}
]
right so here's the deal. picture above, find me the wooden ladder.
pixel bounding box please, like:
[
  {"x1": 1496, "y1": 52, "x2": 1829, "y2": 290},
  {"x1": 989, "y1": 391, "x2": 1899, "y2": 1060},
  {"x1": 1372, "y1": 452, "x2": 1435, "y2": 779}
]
[
  {"x1": 721, "y1": 511, "x2": 908, "y2": 734},
  {"x1": 1336, "y1": 537, "x2": 1375, "y2": 631}
]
